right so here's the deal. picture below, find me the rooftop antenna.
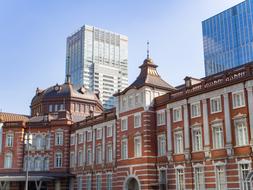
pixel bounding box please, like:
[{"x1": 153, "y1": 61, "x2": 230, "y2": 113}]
[
  {"x1": 66, "y1": 56, "x2": 71, "y2": 84},
  {"x1": 147, "y1": 41, "x2": 150, "y2": 59}
]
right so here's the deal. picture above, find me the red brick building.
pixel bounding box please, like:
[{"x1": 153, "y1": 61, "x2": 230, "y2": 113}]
[{"x1": 1, "y1": 56, "x2": 253, "y2": 190}]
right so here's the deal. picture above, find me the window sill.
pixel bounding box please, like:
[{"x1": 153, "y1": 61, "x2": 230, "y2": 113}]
[
  {"x1": 191, "y1": 115, "x2": 201, "y2": 119},
  {"x1": 232, "y1": 105, "x2": 246, "y2": 109},
  {"x1": 210, "y1": 110, "x2": 222, "y2": 114}
]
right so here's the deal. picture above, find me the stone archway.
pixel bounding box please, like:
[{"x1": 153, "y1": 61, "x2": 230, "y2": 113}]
[{"x1": 123, "y1": 175, "x2": 141, "y2": 190}]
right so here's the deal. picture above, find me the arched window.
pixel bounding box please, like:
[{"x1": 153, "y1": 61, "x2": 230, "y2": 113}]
[{"x1": 4, "y1": 152, "x2": 12, "y2": 168}]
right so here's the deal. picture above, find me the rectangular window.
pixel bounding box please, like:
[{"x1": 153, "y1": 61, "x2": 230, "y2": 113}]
[
  {"x1": 96, "y1": 129, "x2": 102, "y2": 140},
  {"x1": 70, "y1": 134, "x2": 75, "y2": 145},
  {"x1": 78, "y1": 133, "x2": 83, "y2": 144},
  {"x1": 216, "y1": 165, "x2": 226, "y2": 190},
  {"x1": 49, "y1": 105, "x2": 53, "y2": 112},
  {"x1": 78, "y1": 150, "x2": 83, "y2": 166},
  {"x1": 106, "y1": 173, "x2": 112, "y2": 190},
  {"x1": 173, "y1": 107, "x2": 182, "y2": 122},
  {"x1": 210, "y1": 97, "x2": 222, "y2": 113},
  {"x1": 122, "y1": 97, "x2": 127, "y2": 110},
  {"x1": 135, "y1": 93, "x2": 140, "y2": 105},
  {"x1": 6, "y1": 134, "x2": 13, "y2": 147},
  {"x1": 96, "y1": 175, "x2": 102, "y2": 190},
  {"x1": 134, "y1": 114, "x2": 141, "y2": 128},
  {"x1": 107, "y1": 125, "x2": 112, "y2": 137},
  {"x1": 86, "y1": 175, "x2": 91, "y2": 190},
  {"x1": 192, "y1": 128, "x2": 203, "y2": 151},
  {"x1": 157, "y1": 110, "x2": 166, "y2": 126},
  {"x1": 55, "y1": 132, "x2": 63, "y2": 146},
  {"x1": 77, "y1": 176, "x2": 82, "y2": 190},
  {"x1": 55, "y1": 152, "x2": 62, "y2": 168},
  {"x1": 159, "y1": 170, "x2": 167, "y2": 190},
  {"x1": 212, "y1": 125, "x2": 224, "y2": 149},
  {"x1": 174, "y1": 132, "x2": 183, "y2": 154},
  {"x1": 107, "y1": 144, "x2": 113, "y2": 163},
  {"x1": 235, "y1": 118, "x2": 248, "y2": 146},
  {"x1": 176, "y1": 168, "x2": 184, "y2": 190},
  {"x1": 191, "y1": 102, "x2": 201, "y2": 118},
  {"x1": 121, "y1": 138, "x2": 128, "y2": 160},
  {"x1": 158, "y1": 134, "x2": 166, "y2": 156},
  {"x1": 4, "y1": 153, "x2": 12, "y2": 168},
  {"x1": 232, "y1": 91, "x2": 245, "y2": 108},
  {"x1": 70, "y1": 152, "x2": 75, "y2": 167},
  {"x1": 128, "y1": 95, "x2": 133, "y2": 108},
  {"x1": 194, "y1": 167, "x2": 205, "y2": 190},
  {"x1": 239, "y1": 163, "x2": 250, "y2": 190},
  {"x1": 96, "y1": 146, "x2": 102, "y2": 164},
  {"x1": 87, "y1": 148, "x2": 92, "y2": 165},
  {"x1": 134, "y1": 136, "x2": 142, "y2": 157},
  {"x1": 87, "y1": 131, "x2": 92, "y2": 142},
  {"x1": 121, "y1": 118, "x2": 128, "y2": 131}
]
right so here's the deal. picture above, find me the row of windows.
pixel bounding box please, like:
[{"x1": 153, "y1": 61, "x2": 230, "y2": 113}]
[
  {"x1": 156, "y1": 117, "x2": 248, "y2": 156},
  {"x1": 70, "y1": 143, "x2": 113, "y2": 167},
  {"x1": 77, "y1": 173, "x2": 112, "y2": 190},
  {"x1": 121, "y1": 136, "x2": 141, "y2": 160},
  {"x1": 70, "y1": 125, "x2": 113, "y2": 145},
  {"x1": 157, "y1": 91, "x2": 246, "y2": 124},
  {"x1": 121, "y1": 113, "x2": 141, "y2": 131},
  {"x1": 159, "y1": 162, "x2": 250, "y2": 190},
  {"x1": 121, "y1": 92, "x2": 144, "y2": 110}
]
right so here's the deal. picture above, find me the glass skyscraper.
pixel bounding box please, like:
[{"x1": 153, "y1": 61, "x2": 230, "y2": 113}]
[
  {"x1": 202, "y1": 0, "x2": 253, "y2": 76},
  {"x1": 66, "y1": 25, "x2": 128, "y2": 109}
]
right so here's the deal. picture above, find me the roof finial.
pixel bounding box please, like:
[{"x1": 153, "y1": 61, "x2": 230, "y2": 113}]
[{"x1": 147, "y1": 41, "x2": 150, "y2": 59}]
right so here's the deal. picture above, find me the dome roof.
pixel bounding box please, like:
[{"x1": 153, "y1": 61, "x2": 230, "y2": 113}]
[{"x1": 31, "y1": 82, "x2": 102, "y2": 105}]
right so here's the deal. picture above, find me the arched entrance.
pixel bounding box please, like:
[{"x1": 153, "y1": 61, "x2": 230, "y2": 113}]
[{"x1": 123, "y1": 175, "x2": 141, "y2": 190}]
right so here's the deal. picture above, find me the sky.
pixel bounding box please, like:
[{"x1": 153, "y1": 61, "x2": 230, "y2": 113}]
[{"x1": 0, "y1": 0, "x2": 244, "y2": 115}]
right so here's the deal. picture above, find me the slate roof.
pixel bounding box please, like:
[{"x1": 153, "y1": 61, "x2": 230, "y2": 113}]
[{"x1": 116, "y1": 57, "x2": 175, "y2": 95}]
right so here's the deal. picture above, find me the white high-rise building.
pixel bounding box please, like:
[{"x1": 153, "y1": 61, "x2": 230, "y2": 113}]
[{"x1": 66, "y1": 25, "x2": 128, "y2": 109}]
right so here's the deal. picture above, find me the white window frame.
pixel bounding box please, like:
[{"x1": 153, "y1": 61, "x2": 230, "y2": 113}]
[
  {"x1": 234, "y1": 118, "x2": 248, "y2": 146},
  {"x1": 121, "y1": 117, "x2": 128, "y2": 131},
  {"x1": 6, "y1": 133, "x2": 13, "y2": 147},
  {"x1": 77, "y1": 176, "x2": 82, "y2": 190},
  {"x1": 86, "y1": 175, "x2": 92, "y2": 190},
  {"x1": 78, "y1": 150, "x2": 83, "y2": 166},
  {"x1": 107, "y1": 144, "x2": 113, "y2": 163},
  {"x1": 193, "y1": 165, "x2": 205, "y2": 190},
  {"x1": 96, "y1": 174, "x2": 102, "y2": 190},
  {"x1": 134, "y1": 113, "x2": 141, "y2": 128},
  {"x1": 210, "y1": 96, "x2": 222, "y2": 114},
  {"x1": 192, "y1": 127, "x2": 203, "y2": 152},
  {"x1": 176, "y1": 166, "x2": 185, "y2": 190},
  {"x1": 87, "y1": 148, "x2": 92, "y2": 165},
  {"x1": 238, "y1": 159, "x2": 251, "y2": 190},
  {"x1": 106, "y1": 173, "x2": 112, "y2": 190},
  {"x1": 55, "y1": 152, "x2": 62, "y2": 168},
  {"x1": 158, "y1": 134, "x2": 166, "y2": 156},
  {"x1": 78, "y1": 133, "x2": 83, "y2": 144},
  {"x1": 107, "y1": 125, "x2": 113, "y2": 137},
  {"x1": 212, "y1": 123, "x2": 224, "y2": 149},
  {"x1": 215, "y1": 164, "x2": 227, "y2": 190},
  {"x1": 70, "y1": 134, "x2": 75, "y2": 145},
  {"x1": 4, "y1": 152, "x2": 12, "y2": 168},
  {"x1": 232, "y1": 91, "x2": 245, "y2": 109},
  {"x1": 55, "y1": 131, "x2": 63, "y2": 146},
  {"x1": 96, "y1": 145, "x2": 102, "y2": 164},
  {"x1": 87, "y1": 131, "x2": 92, "y2": 142},
  {"x1": 191, "y1": 102, "x2": 201, "y2": 118},
  {"x1": 174, "y1": 131, "x2": 184, "y2": 154},
  {"x1": 173, "y1": 107, "x2": 182, "y2": 122},
  {"x1": 134, "y1": 136, "x2": 142, "y2": 157},
  {"x1": 70, "y1": 152, "x2": 75, "y2": 168},
  {"x1": 159, "y1": 168, "x2": 167, "y2": 189},
  {"x1": 121, "y1": 138, "x2": 128, "y2": 160},
  {"x1": 96, "y1": 128, "x2": 102, "y2": 140},
  {"x1": 157, "y1": 110, "x2": 166, "y2": 126}
]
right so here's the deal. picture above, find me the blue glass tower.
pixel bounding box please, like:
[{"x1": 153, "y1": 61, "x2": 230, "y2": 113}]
[{"x1": 202, "y1": 0, "x2": 253, "y2": 76}]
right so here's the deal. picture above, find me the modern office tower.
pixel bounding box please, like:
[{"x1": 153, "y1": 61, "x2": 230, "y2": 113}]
[
  {"x1": 202, "y1": 0, "x2": 253, "y2": 76},
  {"x1": 66, "y1": 25, "x2": 128, "y2": 109}
]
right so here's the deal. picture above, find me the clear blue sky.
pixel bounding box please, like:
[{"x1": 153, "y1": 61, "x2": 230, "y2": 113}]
[{"x1": 0, "y1": 0, "x2": 244, "y2": 115}]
